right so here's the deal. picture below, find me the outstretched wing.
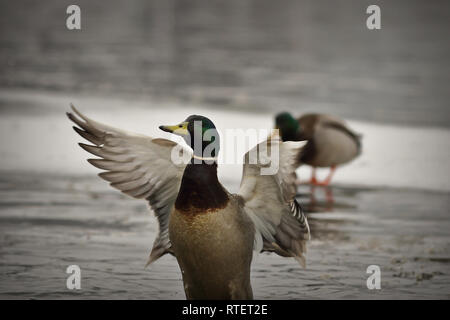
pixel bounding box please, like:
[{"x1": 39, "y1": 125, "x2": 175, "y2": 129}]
[
  {"x1": 67, "y1": 105, "x2": 192, "y2": 265},
  {"x1": 238, "y1": 136, "x2": 310, "y2": 267}
]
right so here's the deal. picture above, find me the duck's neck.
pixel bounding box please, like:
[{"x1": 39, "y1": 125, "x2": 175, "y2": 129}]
[{"x1": 175, "y1": 160, "x2": 229, "y2": 214}]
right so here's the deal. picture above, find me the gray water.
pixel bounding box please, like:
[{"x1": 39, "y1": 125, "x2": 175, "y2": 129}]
[
  {"x1": 0, "y1": 0, "x2": 449, "y2": 300},
  {"x1": 0, "y1": 0, "x2": 449, "y2": 127}
]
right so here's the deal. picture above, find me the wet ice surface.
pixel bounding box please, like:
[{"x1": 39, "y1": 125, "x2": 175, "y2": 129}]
[{"x1": 1, "y1": 172, "x2": 449, "y2": 299}]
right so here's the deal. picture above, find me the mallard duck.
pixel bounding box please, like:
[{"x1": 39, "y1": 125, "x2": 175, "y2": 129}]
[
  {"x1": 275, "y1": 112, "x2": 362, "y2": 186},
  {"x1": 67, "y1": 105, "x2": 310, "y2": 300}
]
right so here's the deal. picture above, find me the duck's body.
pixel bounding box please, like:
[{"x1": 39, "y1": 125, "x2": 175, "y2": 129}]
[
  {"x1": 68, "y1": 107, "x2": 310, "y2": 299},
  {"x1": 298, "y1": 114, "x2": 361, "y2": 168},
  {"x1": 170, "y1": 194, "x2": 254, "y2": 299},
  {"x1": 276, "y1": 112, "x2": 361, "y2": 186},
  {"x1": 170, "y1": 162, "x2": 254, "y2": 299}
]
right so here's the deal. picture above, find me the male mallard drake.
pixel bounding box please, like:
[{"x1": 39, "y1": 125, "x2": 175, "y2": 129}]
[
  {"x1": 275, "y1": 112, "x2": 362, "y2": 186},
  {"x1": 67, "y1": 105, "x2": 310, "y2": 300}
]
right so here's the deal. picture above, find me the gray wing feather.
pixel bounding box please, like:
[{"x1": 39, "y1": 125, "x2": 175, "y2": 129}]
[
  {"x1": 67, "y1": 104, "x2": 191, "y2": 265},
  {"x1": 239, "y1": 136, "x2": 310, "y2": 267}
]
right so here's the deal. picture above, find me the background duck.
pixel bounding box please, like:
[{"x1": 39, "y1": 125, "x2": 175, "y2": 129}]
[
  {"x1": 275, "y1": 112, "x2": 362, "y2": 186},
  {"x1": 67, "y1": 105, "x2": 310, "y2": 300}
]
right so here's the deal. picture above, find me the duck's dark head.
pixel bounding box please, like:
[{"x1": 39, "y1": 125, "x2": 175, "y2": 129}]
[
  {"x1": 159, "y1": 115, "x2": 220, "y2": 160},
  {"x1": 275, "y1": 112, "x2": 300, "y2": 141}
]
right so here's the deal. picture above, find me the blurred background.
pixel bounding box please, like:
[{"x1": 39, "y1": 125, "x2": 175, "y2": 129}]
[
  {"x1": 1, "y1": 0, "x2": 449, "y2": 126},
  {"x1": 0, "y1": 0, "x2": 449, "y2": 299}
]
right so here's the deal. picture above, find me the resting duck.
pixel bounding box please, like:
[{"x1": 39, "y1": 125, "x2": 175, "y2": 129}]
[
  {"x1": 275, "y1": 112, "x2": 362, "y2": 186},
  {"x1": 67, "y1": 105, "x2": 310, "y2": 300}
]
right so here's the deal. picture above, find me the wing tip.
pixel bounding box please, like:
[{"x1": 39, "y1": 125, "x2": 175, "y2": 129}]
[
  {"x1": 87, "y1": 158, "x2": 105, "y2": 169},
  {"x1": 144, "y1": 257, "x2": 154, "y2": 269},
  {"x1": 145, "y1": 244, "x2": 168, "y2": 268},
  {"x1": 70, "y1": 103, "x2": 78, "y2": 114},
  {"x1": 67, "y1": 103, "x2": 80, "y2": 119},
  {"x1": 72, "y1": 125, "x2": 82, "y2": 134},
  {"x1": 294, "y1": 255, "x2": 307, "y2": 269},
  {"x1": 78, "y1": 142, "x2": 99, "y2": 154},
  {"x1": 69, "y1": 103, "x2": 88, "y2": 122},
  {"x1": 67, "y1": 112, "x2": 77, "y2": 124}
]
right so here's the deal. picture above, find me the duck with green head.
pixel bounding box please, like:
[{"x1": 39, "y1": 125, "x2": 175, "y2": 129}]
[
  {"x1": 68, "y1": 106, "x2": 310, "y2": 300},
  {"x1": 275, "y1": 112, "x2": 362, "y2": 186}
]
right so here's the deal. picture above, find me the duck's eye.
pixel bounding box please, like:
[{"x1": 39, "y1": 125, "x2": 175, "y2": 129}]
[{"x1": 179, "y1": 124, "x2": 183, "y2": 128}]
